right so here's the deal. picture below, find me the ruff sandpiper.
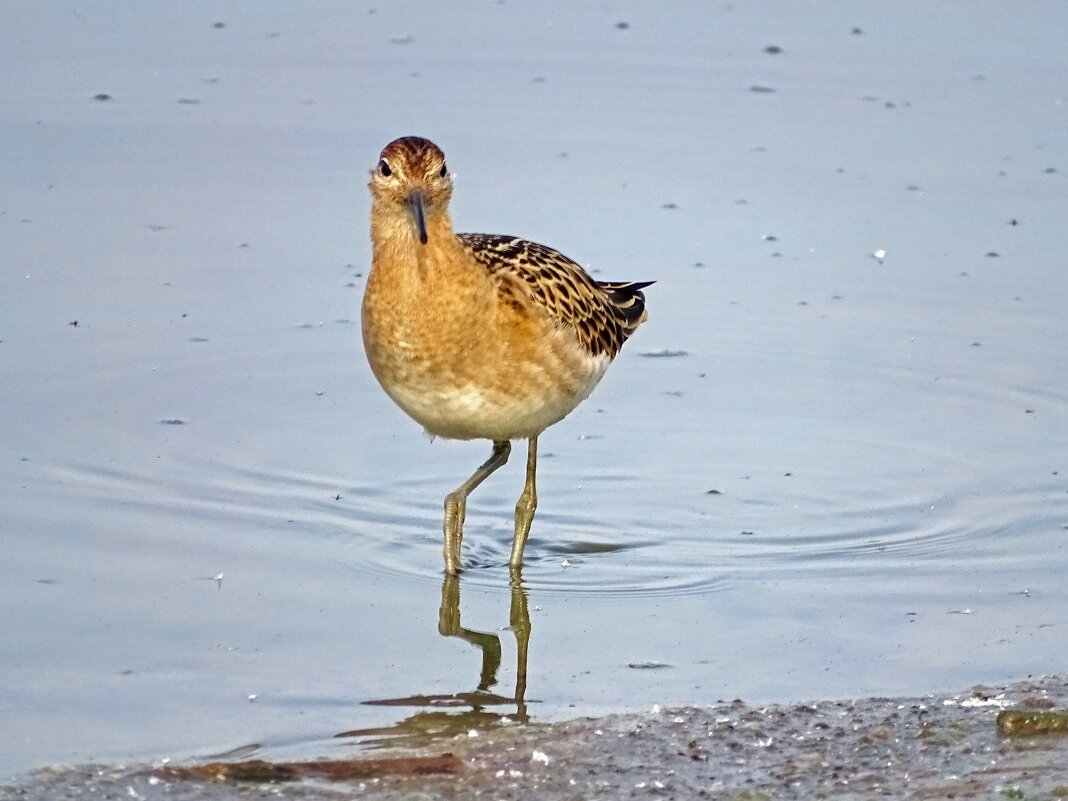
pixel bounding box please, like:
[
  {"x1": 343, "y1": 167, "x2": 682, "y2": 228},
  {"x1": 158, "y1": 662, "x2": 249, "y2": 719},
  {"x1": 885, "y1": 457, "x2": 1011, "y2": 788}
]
[{"x1": 362, "y1": 136, "x2": 651, "y2": 574}]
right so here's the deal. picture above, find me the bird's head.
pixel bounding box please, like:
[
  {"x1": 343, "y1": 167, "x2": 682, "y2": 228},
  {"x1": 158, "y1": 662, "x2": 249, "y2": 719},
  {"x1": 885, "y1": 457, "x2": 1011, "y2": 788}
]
[{"x1": 369, "y1": 136, "x2": 452, "y2": 246}]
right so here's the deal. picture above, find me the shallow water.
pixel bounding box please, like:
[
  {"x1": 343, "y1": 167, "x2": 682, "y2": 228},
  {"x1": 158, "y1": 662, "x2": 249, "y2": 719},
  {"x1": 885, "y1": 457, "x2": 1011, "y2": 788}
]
[{"x1": 2, "y1": 0, "x2": 1067, "y2": 779}]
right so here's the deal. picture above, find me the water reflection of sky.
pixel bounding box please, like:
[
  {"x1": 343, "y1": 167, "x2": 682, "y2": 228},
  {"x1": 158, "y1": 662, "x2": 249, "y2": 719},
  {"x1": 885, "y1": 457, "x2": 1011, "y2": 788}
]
[{"x1": 1, "y1": 0, "x2": 1066, "y2": 779}]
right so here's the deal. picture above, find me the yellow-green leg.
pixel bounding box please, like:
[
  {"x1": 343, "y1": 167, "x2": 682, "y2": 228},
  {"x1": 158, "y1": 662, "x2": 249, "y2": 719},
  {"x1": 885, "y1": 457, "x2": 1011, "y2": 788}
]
[
  {"x1": 443, "y1": 439, "x2": 511, "y2": 575},
  {"x1": 509, "y1": 437, "x2": 538, "y2": 568}
]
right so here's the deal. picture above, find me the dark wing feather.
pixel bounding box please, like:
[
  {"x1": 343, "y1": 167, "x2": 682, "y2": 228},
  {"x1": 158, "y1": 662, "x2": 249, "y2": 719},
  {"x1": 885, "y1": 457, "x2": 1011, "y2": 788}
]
[{"x1": 457, "y1": 233, "x2": 651, "y2": 358}]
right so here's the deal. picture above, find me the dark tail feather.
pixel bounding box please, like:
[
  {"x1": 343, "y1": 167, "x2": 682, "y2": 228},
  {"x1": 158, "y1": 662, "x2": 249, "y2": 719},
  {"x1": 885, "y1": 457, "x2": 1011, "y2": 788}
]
[{"x1": 598, "y1": 280, "x2": 654, "y2": 335}]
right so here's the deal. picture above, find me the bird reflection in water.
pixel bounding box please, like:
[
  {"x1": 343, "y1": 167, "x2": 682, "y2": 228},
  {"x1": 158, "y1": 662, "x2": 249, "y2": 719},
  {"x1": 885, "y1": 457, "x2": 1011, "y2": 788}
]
[{"x1": 336, "y1": 570, "x2": 531, "y2": 747}]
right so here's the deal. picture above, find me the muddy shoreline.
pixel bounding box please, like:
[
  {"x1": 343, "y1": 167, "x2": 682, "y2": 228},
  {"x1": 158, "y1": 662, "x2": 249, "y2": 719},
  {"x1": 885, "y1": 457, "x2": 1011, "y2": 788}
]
[{"x1": 5, "y1": 675, "x2": 1066, "y2": 800}]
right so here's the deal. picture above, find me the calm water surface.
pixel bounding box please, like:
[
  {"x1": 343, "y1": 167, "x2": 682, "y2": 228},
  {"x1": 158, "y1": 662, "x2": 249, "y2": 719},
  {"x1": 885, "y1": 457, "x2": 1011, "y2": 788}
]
[{"x1": 1, "y1": 1, "x2": 1066, "y2": 778}]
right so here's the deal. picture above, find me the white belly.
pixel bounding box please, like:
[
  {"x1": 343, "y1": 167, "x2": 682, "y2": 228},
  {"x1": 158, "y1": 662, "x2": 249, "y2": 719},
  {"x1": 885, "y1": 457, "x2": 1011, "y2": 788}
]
[{"x1": 381, "y1": 357, "x2": 609, "y2": 441}]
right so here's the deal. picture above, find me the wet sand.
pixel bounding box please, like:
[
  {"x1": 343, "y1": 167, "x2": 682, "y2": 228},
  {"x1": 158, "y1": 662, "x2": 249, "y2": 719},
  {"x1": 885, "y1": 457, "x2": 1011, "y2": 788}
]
[{"x1": 6, "y1": 675, "x2": 1066, "y2": 800}]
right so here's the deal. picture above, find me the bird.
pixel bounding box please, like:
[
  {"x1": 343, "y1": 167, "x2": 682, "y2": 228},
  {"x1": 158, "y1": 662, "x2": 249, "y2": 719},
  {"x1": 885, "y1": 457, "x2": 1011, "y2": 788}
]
[{"x1": 361, "y1": 136, "x2": 651, "y2": 574}]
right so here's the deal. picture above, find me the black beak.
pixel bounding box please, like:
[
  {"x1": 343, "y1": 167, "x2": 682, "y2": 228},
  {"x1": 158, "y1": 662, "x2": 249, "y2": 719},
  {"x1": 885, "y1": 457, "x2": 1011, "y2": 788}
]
[{"x1": 408, "y1": 190, "x2": 428, "y2": 245}]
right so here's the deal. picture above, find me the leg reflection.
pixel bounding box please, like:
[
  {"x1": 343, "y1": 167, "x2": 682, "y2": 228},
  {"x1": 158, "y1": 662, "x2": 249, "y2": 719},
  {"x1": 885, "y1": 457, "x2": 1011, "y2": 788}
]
[
  {"x1": 340, "y1": 572, "x2": 532, "y2": 746},
  {"x1": 438, "y1": 574, "x2": 502, "y2": 692},
  {"x1": 438, "y1": 571, "x2": 530, "y2": 720}
]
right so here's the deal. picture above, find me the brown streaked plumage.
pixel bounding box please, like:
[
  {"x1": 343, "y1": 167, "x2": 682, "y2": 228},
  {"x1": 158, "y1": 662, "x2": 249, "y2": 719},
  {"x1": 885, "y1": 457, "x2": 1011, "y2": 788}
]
[{"x1": 361, "y1": 136, "x2": 652, "y2": 574}]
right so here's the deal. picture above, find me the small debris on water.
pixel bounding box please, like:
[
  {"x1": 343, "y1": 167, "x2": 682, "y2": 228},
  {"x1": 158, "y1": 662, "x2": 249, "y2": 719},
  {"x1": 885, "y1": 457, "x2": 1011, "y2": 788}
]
[
  {"x1": 391, "y1": 34, "x2": 415, "y2": 44},
  {"x1": 92, "y1": 93, "x2": 112, "y2": 101},
  {"x1": 615, "y1": 21, "x2": 630, "y2": 30},
  {"x1": 764, "y1": 45, "x2": 783, "y2": 54},
  {"x1": 628, "y1": 661, "x2": 673, "y2": 670},
  {"x1": 640, "y1": 349, "x2": 688, "y2": 358},
  {"x1": 159, "y1": 418, "x2": 186, "y2": 425},
  {"x1": 749, "y1": 85, "x2": 776, "y2": 93}
]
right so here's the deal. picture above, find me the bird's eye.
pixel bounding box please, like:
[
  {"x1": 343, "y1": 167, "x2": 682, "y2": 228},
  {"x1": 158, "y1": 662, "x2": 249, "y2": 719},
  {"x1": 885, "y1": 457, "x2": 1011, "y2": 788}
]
[
  {"x1": 439, "y1": 162, "x2": 447, "y2": 178},
  {"x1": 378, "y1": 160, "x2": 392, "y2": 177}
]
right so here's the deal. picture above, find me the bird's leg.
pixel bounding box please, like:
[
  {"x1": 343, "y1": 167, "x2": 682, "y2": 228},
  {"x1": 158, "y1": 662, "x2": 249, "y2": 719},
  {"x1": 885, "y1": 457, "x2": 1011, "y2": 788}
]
[
  {"x1": 509, "y1": 437, "x2": 538, "y2": 568},
  {"x1": 443, "y1": 440, "x2": 511, "y2": 574}
]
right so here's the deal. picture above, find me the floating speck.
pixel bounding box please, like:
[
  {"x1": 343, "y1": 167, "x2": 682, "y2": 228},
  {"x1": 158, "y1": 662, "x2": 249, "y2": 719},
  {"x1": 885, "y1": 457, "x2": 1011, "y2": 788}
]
[
  {"x1": 177, "y1": 98, "x2": 200, "y2": 105},
  {"x1": 640, "y1": 349, "x2": 688, "y2": 358},
  {"x1": 851, "y1": 26, "x2": 864, "y2": 35},
  {"x1": 212, "y1": 21, "x2": 226, "y2": 29},
  {"x1": 872, "y1": 248, "x2": 887, "y2": 264},
  {"x1": 762, "y1": 234, "x2": 778, "y2": 241},
  {"x1": 615, "y1": 21, "x2": 630, "y2": 30},
  {"x1": 188, "y1": 337, "x2": 209, "y2": 343},
  {"x1": 159, "y1": 418, "x2": 186, "y2": 426},
  {"x1": 740, "y1": 530, "x2": 755, "y2": 536},
  {"x1": 661, "y1": 202, "x2": 678, "y2": 210},
  {"x1": 92, "y1": 93, "x2": 112, "y2": 102},
  {"x1": 1044, "y1": 167, "x2": 1058, "y2": 174},
  {"x1": 749, "y1": 85, "x2": 776, "y2": 94},
  {"x1": 985, "y1": 251, "x2": 999, "y2": 257},
  {"x1": 390, "y1": 34, "x2": 415, "y2": 44},
  {"x1": 764, "y1": 45, "x2": 783, "y2": 54},
  {"x1": 628, "y1": 661, "x2": 673, "y2": 670}
]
